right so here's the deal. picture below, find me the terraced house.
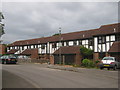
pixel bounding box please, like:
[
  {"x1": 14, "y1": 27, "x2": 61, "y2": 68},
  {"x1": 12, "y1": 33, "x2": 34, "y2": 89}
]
[{"x1": 6, "y1": 23, "x2": 120, "y2": 65}]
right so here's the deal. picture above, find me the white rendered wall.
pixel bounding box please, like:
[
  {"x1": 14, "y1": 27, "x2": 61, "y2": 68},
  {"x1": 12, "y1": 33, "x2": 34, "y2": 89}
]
[
  {"x1": 102, "y1": 44, "x2": 106, "y2": 52},
  {"x1": 94, "y1": 37, "x2": 98, "y2": 52},
  {"x1": 31, "y1": 45, "x2": 33, "y2": 49},
  {"x1": 69, "y1": 41, "x2": 73, "y2": 46},
  {"x1": 106, "y1": 43, "x2": 110, "y2": 51},
  {"x1": 24, "y1": 46, "x2": 27, "y2": 49}
]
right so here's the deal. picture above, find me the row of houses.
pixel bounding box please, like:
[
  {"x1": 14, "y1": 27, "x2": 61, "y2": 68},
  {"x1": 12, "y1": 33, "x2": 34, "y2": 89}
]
[{"x1": 6, "y1": 23, "x2": 120, "y2": 65}]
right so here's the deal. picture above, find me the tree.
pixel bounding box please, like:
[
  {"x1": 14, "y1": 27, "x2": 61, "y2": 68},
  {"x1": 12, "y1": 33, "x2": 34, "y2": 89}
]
[
  {"x1": 0, "y1": 12, "x2": 5, "y2": 37},
  {"x1": 80, "y1": 46, "x2": 93, "y2": 59},
  {"x1": 52, "y1": 33, "x2": 59, "y2": 36}
]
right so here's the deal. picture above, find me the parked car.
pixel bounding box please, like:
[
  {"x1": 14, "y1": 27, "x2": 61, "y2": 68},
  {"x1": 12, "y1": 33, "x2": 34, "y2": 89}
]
[
  {"x1": 99, "y1": 57, "x2": 120, "y2": 70},
  {"x1": 0, "y1": 55, "x2": 17, "y2": 64}
]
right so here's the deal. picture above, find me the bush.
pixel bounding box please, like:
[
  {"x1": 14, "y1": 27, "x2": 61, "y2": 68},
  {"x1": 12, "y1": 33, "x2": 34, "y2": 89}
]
[
  {"x1": 80, "y1": 46, "x2": 93, "y2": 56},
  {"x1": 95, "y1": 60, "x2": 100, "y2": 64},
  {"x1": 82, "y1": 59, "x2": 95, "y2": 68}
]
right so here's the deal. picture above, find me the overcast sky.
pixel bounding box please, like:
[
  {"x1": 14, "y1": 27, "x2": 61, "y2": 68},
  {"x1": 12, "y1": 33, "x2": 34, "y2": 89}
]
[{"x1": 1, "y1": 2, "x2": 118, "y2": 44}]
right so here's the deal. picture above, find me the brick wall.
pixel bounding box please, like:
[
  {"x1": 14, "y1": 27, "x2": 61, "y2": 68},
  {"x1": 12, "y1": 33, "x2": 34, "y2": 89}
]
[
  {"x1": 31, "y1": 49, "x2": 39, "y2": 59},
  {"x1": 93, "y1": 53, "x2": 99, "y2": 61},
  {"x1": 50, "y1": 55, "x2": 54, "y2": 64},
  {"x1": 0, "y1": 44, "x2": 6, "y2": 55},
  {"x1": 74, "y1": 53, "x2": 82, "y2": 65}
]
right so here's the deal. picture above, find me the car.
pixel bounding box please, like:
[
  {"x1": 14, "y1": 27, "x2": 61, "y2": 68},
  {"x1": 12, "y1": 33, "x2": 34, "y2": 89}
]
[
  {"x1": 99, "y1": 57, "x2": 120, "y2": 70},
  {"x1": 0, "y1": 55, "x2": 17, "y2": 64}
]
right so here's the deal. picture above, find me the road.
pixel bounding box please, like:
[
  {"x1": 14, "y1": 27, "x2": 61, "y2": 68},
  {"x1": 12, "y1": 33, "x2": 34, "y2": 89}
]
[{"x1": 2, "y1": 63, "x2": 118, "y2": 88}]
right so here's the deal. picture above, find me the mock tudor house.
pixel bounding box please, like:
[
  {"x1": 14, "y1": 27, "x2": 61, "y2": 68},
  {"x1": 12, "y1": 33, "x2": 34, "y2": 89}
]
[{"x1": 6, "y1": 23, "x2": 120, "y2": 65}]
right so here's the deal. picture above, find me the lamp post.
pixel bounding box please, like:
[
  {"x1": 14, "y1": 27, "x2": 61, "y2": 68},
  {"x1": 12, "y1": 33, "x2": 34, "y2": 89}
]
[{"x1": 59, "y1": 27, "x2": 62, "y2": 65}]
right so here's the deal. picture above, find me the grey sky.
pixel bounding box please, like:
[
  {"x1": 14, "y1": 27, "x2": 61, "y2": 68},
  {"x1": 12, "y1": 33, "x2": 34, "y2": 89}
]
[{"x1": 2, "y1": 2, "x2": 118, "y2": 44}]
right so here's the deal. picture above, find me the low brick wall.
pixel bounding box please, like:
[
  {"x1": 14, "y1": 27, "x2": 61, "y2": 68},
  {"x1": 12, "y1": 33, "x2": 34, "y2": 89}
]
[{"x1": 18, "y1": 58, "x2": 49, "y2": 64}]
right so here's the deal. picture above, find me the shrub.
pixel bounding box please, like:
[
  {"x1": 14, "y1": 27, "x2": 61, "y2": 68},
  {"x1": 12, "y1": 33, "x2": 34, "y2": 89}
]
[
  {"x1": 95, "y1": 60, "x2": 100, "y2": 64},
  {"x1": 89, "y1": 61, "x2": 95, "y2": 67},
  {"x1": 80, "y1": 46, "x2": 93, "y2": 56},
  {"x1": 82, "y1": 59, "x2": 95, "y2": 68},
  {"x1": 82, "y1": 59, "x2": 90, "y2": 67}
]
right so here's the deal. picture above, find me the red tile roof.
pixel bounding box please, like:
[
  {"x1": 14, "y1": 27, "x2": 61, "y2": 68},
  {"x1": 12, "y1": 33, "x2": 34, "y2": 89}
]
[
  {"x1": 8, "y1": 23, "x2": 120, "y2": 47},
  {"x1": 21, "y1": 48, "x2": 38, "y2": 55},
  {"x1": 108, "y1": 41, "x2": 120, "y2": 53},
  {"x1": 6, "y1": 49, "x2": 19, "y2": 54},
  {"x1": 94, "y1": 23, "x2": 120, "y2": 36},
  {"x1": 53, "y1": 46, "x2": 80, "y2": 54}
]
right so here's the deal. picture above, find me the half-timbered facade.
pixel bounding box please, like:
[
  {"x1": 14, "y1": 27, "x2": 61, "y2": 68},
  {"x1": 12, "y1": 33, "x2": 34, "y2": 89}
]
[{"x1": 7, "y1": 23, "x2": 120, "y2": 62}]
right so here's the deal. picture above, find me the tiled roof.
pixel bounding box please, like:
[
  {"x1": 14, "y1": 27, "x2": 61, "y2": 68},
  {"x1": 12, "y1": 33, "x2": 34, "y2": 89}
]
[
  {"x1": 108, "y1": 41, "x2": 120, "y2": 53},
  {"x1": 94, "y1": 23, "x2": 120, "y2": 36},
  {"x1": 21, "y1": 48, "x2": 38, "y2": 55},
  {"x1": 53, "y1": 46, "x2": 80, "y2": 54},
  {"x1": 8, "y1": 23, "x2": 120, "y2": 47},
  {"x1": 6, "y1": 49, "x2": 19, "y2": 54}
]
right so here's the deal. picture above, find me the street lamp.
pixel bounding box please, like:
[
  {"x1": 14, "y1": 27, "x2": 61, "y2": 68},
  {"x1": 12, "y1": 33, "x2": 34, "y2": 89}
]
[{"x1": 59, "y1": 27, "x2": 62, "y2": 65}]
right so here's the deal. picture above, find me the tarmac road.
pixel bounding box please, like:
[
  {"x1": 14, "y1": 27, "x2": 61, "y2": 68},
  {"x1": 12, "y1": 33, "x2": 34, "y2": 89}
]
[{"x1": 2, "y1": 63, "x2": 118, "y2": 88}]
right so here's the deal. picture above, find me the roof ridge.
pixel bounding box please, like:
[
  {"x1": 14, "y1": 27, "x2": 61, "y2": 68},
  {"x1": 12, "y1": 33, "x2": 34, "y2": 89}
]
[{"x1": 100, "y1": 23, "x2": 119, "y2": 28}]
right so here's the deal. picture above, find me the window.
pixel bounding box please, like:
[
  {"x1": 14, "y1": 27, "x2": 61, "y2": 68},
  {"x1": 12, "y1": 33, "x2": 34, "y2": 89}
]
[
  {"x1": 36, "y1": 45, "x2": 38, "y2": 48},
  {"x1": 98, "y1": 36, "x2": 102, "y2": 44},
  {"x1": 98, "y1": 36, "x2": 106, "y2": 44},
  {"x1": 88, "y1": 39, "x2": 93, "y2": 46},
  {"x1": 73, "y1": 41, "x2": 77, "y2": 45},
  {"x1": 29, "y1": 46, "x2": 31, "y2": 49},
  {"x1": 110, "y1": 35, "x2": 115, "y2": 41},
  {"x1": 66, "y1": 42, "x2": 69, "y2": 46},
  {"x1": 79, "y1": 40, "x2": 82, "y2": 45},
  {"x1": 52, "y1": 43, "x2": 56, "y2": 48},
  {"x1": 116, "y1": 34, "x2": 120, "y2": 41},
  {"x1": 106, "y1": 36, "x2": 110, "y2": 41},
  {"x1": 41, "y1": 44, "x2": 45, "y2": 49},
  {"x1": 22, "y1": 46, "x2": 24, "y2": 50},
  {"x1": 33, "y1": 45, "x2": 35, "y2": 48},
  {"x1": 18, "y1": 46, "x2": 20, "y2": 49},
  {"x1": 62, "y1": 42, "x2": 64, "y2": 46}
]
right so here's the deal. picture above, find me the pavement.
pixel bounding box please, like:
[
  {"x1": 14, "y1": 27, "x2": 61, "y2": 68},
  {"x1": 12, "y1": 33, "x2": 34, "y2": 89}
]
[{"x1": 2, "y1": 63, "x2": 119, "y2": 88}]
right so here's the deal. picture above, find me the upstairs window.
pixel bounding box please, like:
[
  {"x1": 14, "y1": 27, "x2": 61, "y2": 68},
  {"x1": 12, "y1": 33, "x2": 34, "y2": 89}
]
[
  {"x1": 66, "y1": 41, "x2": 69, "y2": 46},
  {"x1": 73, "y1": 41, "x2": 77, "y2": 45},
  {"x1": 116, "y1": 34, "x2": 120, "y2": 41},
  {"x1": 79, "y1": 40, "x2": 82, "y2": 45},
  {"x1": 41, "y1": 44, "x2": 45, "y2": 49},
  {"x1": 36, "y1": 45, "x2": 38, "y2": 48},
  {"x1": 33, "y1": 45, "x2": 36, "y2": 48},
  {"x1": 62, "y1": 42, "x2": 64, "y2": 46},
  {"x1": 98, "y1": 36, "x2": 106, "y2": 44},
  {"x1": 88, "y1": 39, "x2": 93, "y2": 46},
  {"x1": 52, "y1": 43, "x2": 57, "y2": 48},
  {"x1": 22, "y1": 46, "x2": 24, "y2": 50},
  {"x1": 110, "y1": 35, "x2": 115, "y2": 41}
]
